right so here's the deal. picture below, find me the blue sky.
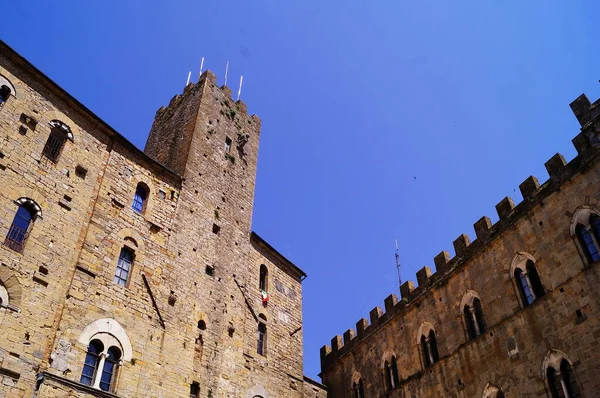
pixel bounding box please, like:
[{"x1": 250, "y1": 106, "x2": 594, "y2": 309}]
[{"x1": 3, "y1": 0, "x2": 600, "y2": 380}]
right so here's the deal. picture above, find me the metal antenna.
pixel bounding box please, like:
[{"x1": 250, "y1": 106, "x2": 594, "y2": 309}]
[
  {"x1": 224, "y1": 61, "x2": 229, "y2": 86},
  {"x1": 186, "y1": 71, "x2": 191, "y2": 86},
  {"x1": 395, "y1": 239, "x2": 402, "y2": 288},
  {"x1": 198, "y1": 57, "x2": 205, "y2": 79},
  {"x1": 237, "y1": 76, "x2": 243, "y2": 101}
]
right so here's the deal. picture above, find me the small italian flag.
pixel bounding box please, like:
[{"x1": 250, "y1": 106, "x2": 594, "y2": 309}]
[{"x1": 261, "y1": 290, "x2": 269, "y2": 303}]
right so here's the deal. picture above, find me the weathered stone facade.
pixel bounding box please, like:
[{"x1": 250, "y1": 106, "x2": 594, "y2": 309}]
[
  {"x1": 0, "y1": 41, "x2": 326, "y2": 398},
  {"x1": 320, "y1": 95, "x2": 600, "y2": 396}
]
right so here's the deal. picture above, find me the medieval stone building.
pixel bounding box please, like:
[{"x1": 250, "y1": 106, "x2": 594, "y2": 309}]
[
  {"x1": 0, "y1": 41, "x2": 327, "y2": 398},
  {"x1": 319, "y1": 94, "x2": 600, "y2": 396}
]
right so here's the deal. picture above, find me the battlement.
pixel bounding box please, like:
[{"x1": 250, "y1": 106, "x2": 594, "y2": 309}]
[{"x1": 320, "y1": 93, "x2": 600, "y2": 371}]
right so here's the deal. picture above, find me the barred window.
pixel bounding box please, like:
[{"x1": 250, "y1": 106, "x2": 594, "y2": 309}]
[
  {"x1": 4, "y1": 202, "x2": 38, "y2": 253},
  {"x1": 42, "y1": 120, "x2": 72, "y2": 163}
]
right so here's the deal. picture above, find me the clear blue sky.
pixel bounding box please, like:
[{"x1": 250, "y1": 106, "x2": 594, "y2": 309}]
[{"x1": 3, "y1": 0, "x2": 600, "y2": 380}]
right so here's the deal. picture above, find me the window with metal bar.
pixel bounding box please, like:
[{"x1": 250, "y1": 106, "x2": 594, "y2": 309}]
[
  {"x1": 114, "y1": 247, "x2": 134, "y2": 287},
  {"x1": 4, "y1": 205, "x2": 34, "y2": 253},
  {"x1": 42, "y1": 128, "x2": 68, "y2": 162}
]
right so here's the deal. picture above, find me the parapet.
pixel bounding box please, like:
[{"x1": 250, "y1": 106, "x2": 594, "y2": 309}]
[{"x1": 320, "y1": 93, "x2": 600, "y2": 372}]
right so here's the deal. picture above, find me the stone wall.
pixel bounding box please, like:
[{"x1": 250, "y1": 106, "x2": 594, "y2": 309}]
[
  {"x1": 320, "y1": 95, "x2": 600, "y2": 397},
  {"x1": 0, "y1": 40, "x2": 324, "y2": 398}
]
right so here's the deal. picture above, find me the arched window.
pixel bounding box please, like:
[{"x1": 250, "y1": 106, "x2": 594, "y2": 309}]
[
  {"x1": 429, "y1": 330, "x2": 439, "y2": 363},
  {"x1": 515, "y1": 268, "x2": 534, "y2": 306},
  {"x1": 576, "y1": 216, "x2": 600, "y2": 263},
  {"x1": 464, "y1": 297, "x2": 487, "y2": 340},
  {"x1": 353, "y1": 379, "x2": 365, "y2": 398},
  {"x1": 114, "y1": 247, "x2": 134, "y2": 287},
  {"x1": 527, "y1": 260, "x2": 545, "y2": 299},
  {"x1": 42, "y1": 120, "x2": 72, "y2": 163},
  {"x1": 257, "y1": 315, "x2": 267, "y2": 356},
  {"x1": 0, "y1": 284, "x2": 8, "y2": 307},
  {"x1": 132, "y1": 183, "x2": 149, "y2": 214},
  {"x1": 548, "y1": 360, "x2": 581, "y2": 398},
  {"x1": 421, "y1": 330, "x2": 439, "y2": 368},
  {"x1": 259, "y1": 264, "x2": 268, "y2": 292},
  {"x1": 80, "y1": 339, "x2": 103, "y2": 387},
  {"x1": 384, "y1": 355, "x2": 399, "y2": 390},
  {"x1": 99, "y1": 346, "x2": 121, "y2": 391},
  {"x1": 0, "y1": 85, "x2": 11, "y2": 105},
  {"x1": 4, "y1": 199, "x2": 40, "y2": 253}
]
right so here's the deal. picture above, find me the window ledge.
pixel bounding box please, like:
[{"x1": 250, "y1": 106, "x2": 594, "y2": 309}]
[{"x1": 38, "y1": 371, "x2": 121, "y2": 398}]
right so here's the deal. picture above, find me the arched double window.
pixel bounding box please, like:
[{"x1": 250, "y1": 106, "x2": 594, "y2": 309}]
[
  {"x1": 80, "y1": 339, "x2": 122, "y2": 392},
  {"x1": 132, "y1": 182, "x2": 149, "y2": 214},
  {"x1": 420, "y1": 330, "x2": 439, "y2": 368},
  {"x1": 545, "y1": 355, "x2": 581, "y2": 398},
  {"x1": 384, "y1": 355, "x2": 399, "y2": 391},
  {"x1": 42, "y1": 120, "x2": 73, "y2": 163},
  {"x1": 257, "y1": 314, "x2": 267, "y2": 356},
  {"x1": 4, "y1": 198, "x2": 41, "y2": 253},
  {"x1": 574, "y1": 212, "x2": 600, "y2": 264},
  {"x1": 514, "y1": 260, "x2": 544, "y2": 307},
  {"x1": 352, "y1": 378, "x2": 365, "y2": 398},
  {"x1": 462, "y1": 293, "x2": 486, "y2": 341}
]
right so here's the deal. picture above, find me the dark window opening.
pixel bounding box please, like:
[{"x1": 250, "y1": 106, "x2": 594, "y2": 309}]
[
  {"x1": 259, "y1": 264, "x2": 268, "y2": 292},
  {"x1": 190, "y1": 382, "x2": 200, "y2": 398},
  {"x1": 225, "y1": 137, "x2": 232, "y2": 153},
  {"x1": 0, "y1": 85, "x2": 10, "y2": 105},
  {"x1": 526, "y1": 261, "x2": 545, "y2": 299},
  {"x1": 353, "y1": 379, "x2": 365, "y2": 398},
  {"x1": 257, "y1": 315, "x2": 267, "y2": 356},
  {"x1": 205, "y1": 265, "x2": 214, "y2": 276},
  {"x1": 42, "y1": 127, "x2": 68, "y2": 163},
  {"x1": 197, "y1": 320, "x2": 206, "y2": 330}
]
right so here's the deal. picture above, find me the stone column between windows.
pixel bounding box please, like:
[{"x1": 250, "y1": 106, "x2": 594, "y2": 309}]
[
  {"x1": 469, "y1": 307, "x2": 481, "y2": 336},
  {"x1": 425, "y1": 338, "x2": 434, "y2": 365},
  {"x1": 93, "y1": 353, "x2": 107, "y2": 389},
  {"x1": 556, "y1": 371, "x2": 570, "y2": 398}
]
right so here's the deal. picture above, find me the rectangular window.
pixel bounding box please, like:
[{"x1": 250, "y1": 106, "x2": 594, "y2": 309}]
[
  {"x1": 224, "y1": 137, "x2": 232, "y2": 153},
  {"x1": 42, "y1": 130, "x2": 67, "y2": 162},
  {"x1": 257, "y1": 323, "x2": 266, "y2": 356},
  {"x1": 190, "y1": 382, "x2": 200, "y2": 398},
  {"x1": 114, "y1": 247, "x2": 134, "y2": 287}
]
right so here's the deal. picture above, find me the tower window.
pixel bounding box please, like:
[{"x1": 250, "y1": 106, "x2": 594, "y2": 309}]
[
  {"x1": 190, "y1": 382, "x2": 200, "y2": 398},
  {"x1": 80, "y1": 339, "x2": 122, "y2": 392},
  {"x1": 225, "y1": 137, "x2": 232, "y2": 153},
  {"x1": 4, "y1": 200, "x2": 40, "y2": 253},
  {"x1": 464, "y1": 297, "x2": 486, "y2": 340},
  {"x1": 99, "y1": 346, "x2": 121, "y2": 391},
  {"x1": 385, "y1": 355, "x2": 399, "y2": 390},
  {"x1": 42, "y1": 120, "x2": 72, "y2": 163},
  {"x1": 257, "y1": 315, "x2": 267, "y2": 356},
  {"x1": 576, "y1": 214, "x2": 600, "y2": 263},
  {"x1": 80, "y1": 340, "x2": 104, "y2": 387},
  {"x1": 353, "y1": 379, "x2": 365, "y2": 398},
  {"x1": 547, "y1": 359, "x2": 580, "y2": 398},
  {"x1": 114, "y1": 247, "x2": 134, "y2": 287},
  {"x1": 0, "y1": 85, "x2": 11, "y2": 105},
  {"x1": 132, "y1": 183, "x2": 149, "y2": 214},
  {"x1": 259, "y1": 264, "x2": 268, "y2": 292},
  {"x1": 421, "y1": 329, "x2": 439, "y2": 368}
]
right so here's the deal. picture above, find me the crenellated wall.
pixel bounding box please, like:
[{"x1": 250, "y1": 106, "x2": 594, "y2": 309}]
[{"x1": 320, "y1": 94, "x2": 600, "y2": 397}]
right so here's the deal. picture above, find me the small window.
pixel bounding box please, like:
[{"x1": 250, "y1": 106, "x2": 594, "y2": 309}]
[
  {"x1": 464, "y1": 298, "x2": 486, "y2": 340},
  {"x1": 576, "y1": 215, "x2": 600, "y2": 263},
  {"x1": 80, "y1": 340, "x2": 104, "y2": 386},
  {"x1": 197, "y1": 320, "x2": 206, "y2": 330},
  {"x1": 257, "y1": 315, "x2": 267, "y2": 356},
  {"x1": 42, "y1": 121, "x2": 72, "y2": 163},
  {"x1": 4, "y1": 203, "x2": 36, "y2": 253},
  {"x1": 0, "y1": 85, "x2": 10, "y2": 105},
  {"x1": 114, "y1": 247, "x2": 134, "y2": 287},
  {"x1": 225, "y1": 137, "x2": 232, "y2": 153},
  {"x1": 515, "y1": 268, "x2": 534, "y2": 306},
  {"x1": 385, "y1": 355, "x2": 399, "y2": 391},
  {"x1": 190, "y1": 382, "x2": 200, "y2": 398},
  {"x1": 421, "y1": 330, "x2": 439, "y2": 368},
  {"x1": 259, "y1": 264, "x2": 268, "y2": 292},
  {"x1": 132, "y1": 183, "x2": 149, "y2": 214},
  {"x1": 353, "y1": 379, "x2": 365, "y2": 398}
]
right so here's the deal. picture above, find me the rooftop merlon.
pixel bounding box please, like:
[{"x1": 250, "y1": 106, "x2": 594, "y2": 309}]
[
  {"x1": 416, "y1": 266, "x2": 433, "y2": 287},
  {"x1": 473, "y1": 216, "x2": 493, "y2": 241},
  {"x1": 496, "y1": 197, "x2": 515, "y2": 220},
  {"x1": 453, "y1": 234, "x2": 471, "y2": 257},
  {"x1": 545, "y1": 153, "x2": 567, "y2": 178},
  {"x1": 519, "y1": 176, "x2": 540, "y2": 200}
]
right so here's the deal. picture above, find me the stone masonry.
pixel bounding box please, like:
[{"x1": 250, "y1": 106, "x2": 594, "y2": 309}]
[
  {"x1": 0, "y1": 41, "x2": 326, "y2": 398},
  {"x1": 320, "y1": 95, "x2": 600, "y2": 396}
]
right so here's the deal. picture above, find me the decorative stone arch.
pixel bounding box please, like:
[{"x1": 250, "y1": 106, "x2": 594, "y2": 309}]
[
  {"x1": 0, "y1": 73, "x2": 17, "y2": 98},
  {"x1": 78, "y1": 318, "x2": 133, "y2": 361},
  {"x1": 476, "y1": 371, "x2": 511, "y2": 397},
  {"x1": 509, "y1": 252, "x2": 536, "y2": 278},
  {"x1": 416, "y1": 321, "x2": 435, "y2": 344},
  {"x1": 41, "y1": 110, "x2": 79, "y2": 141},
  {"x1": 49, "y1": 120, "x2": 74, "y2": 141},
  {"x1": 245, "y1": 384, "x2": 269, "y2": 398},
  {"x1": 351, "y1": 370, "x2": 363, "y2": 386},
  {"x1": 380, "y1": 348, "x2": 397, "y2": 369},
  {"x1": 0, "y1": 267, "x2": 22, "y2": 309},
  {"x1": 541, "y1": 349, "x2": 574, "y2": 379},
  {"x1": 14, "y1": 197, "x2": 43, "y2": 220},
  {"x1": 458, "y1": 290, "x2": 481, "y2": 315},
  {"x1": 112, "y1": 227, "x2": 145, "y2": 262},
  {"x1": 482, "y1": 383, "x2": 504, "y2": 398},
  {"x1": 12, "y1": 188, "x2": 47, "y2": 218},
  {"x1": 569, "y1": 205, "x2": 600, "y2": 235}
]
